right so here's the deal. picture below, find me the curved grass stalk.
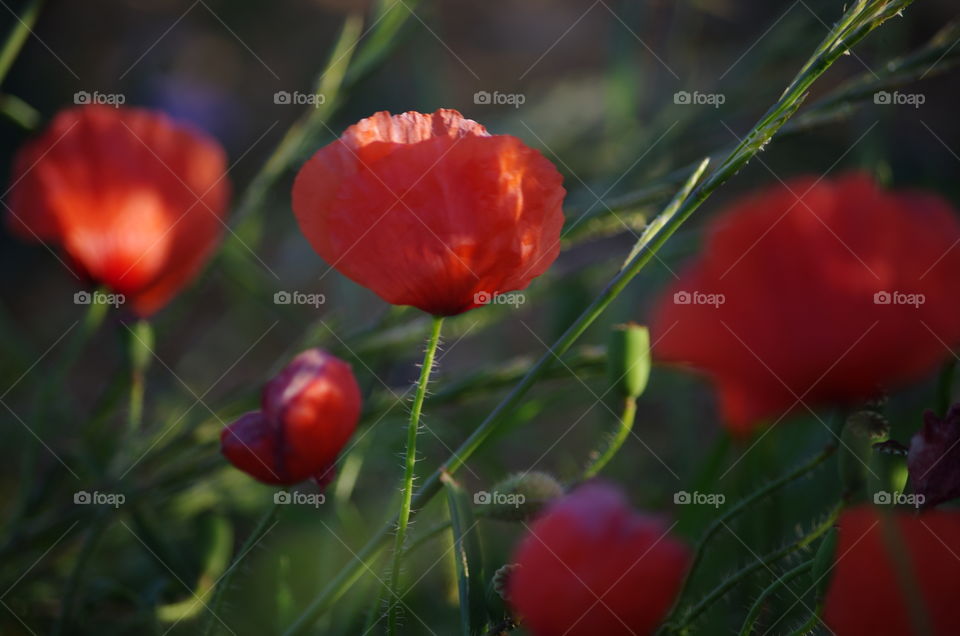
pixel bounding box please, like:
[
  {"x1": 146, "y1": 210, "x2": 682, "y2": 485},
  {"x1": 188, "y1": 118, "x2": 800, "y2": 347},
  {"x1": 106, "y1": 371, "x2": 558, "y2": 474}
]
[
  {"x1": 668, "y1": 503, "x2": 842, "y2": 632},
  {"x1": 738, "y1": 559, "x2": 814, "y2": 636},
  {"x1": 202, "y1": 503, "x2": 279, "y2": 636},
  {"x1": 662, "y1": 443, "x2": 837, "y2": 626}
]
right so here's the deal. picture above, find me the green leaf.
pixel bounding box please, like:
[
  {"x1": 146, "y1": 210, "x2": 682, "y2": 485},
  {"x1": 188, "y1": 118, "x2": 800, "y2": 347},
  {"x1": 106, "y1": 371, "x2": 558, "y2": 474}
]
[{"x1": 442, "y1": 472, "x2": 486, "y2": 636}]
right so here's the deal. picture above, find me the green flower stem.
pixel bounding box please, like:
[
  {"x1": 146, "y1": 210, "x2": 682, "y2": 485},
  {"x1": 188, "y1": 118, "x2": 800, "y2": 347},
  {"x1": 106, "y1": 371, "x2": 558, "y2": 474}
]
[
  {"x1": 662, "y1": 443, "x2": 837, "y2": 628},
  {"x1": 387, "y1": 315, "x2": 444, "y2": 636},
  {"x1": 125, "y1": 320, "x2": 153, "y2": 434},
  {"x1": 582, "y1": 396, "x2": 638, "y2": 480},
  {"x1": 670, "y1": 503, "x2": 842, "y2": 632},
  {"x1": 283, "y1": 3, "x2": 911, "y2": 631},
  {"x1": 738, "y1": 559, "x2": 814, "y2": 636},
  {"x1": 203, "y1": 502, "x2": 280, "y2": 636}
]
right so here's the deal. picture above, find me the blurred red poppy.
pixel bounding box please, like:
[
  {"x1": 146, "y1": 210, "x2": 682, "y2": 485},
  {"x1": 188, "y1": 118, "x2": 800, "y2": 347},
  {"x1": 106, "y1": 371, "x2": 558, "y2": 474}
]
[
  {"x1": 7, "y1": 105, "x2": 230, "y2": 316},
  {"x1": 507, "y1": 482, "x2": 689, "y2": 636},
  {"x1": 291, "y1": 109, "x2": 565, "y2": 316},
  {"x1": 221, "y1": 348, "x2": 361, "y2": 486},
  {"x1": 651, "y1": 173, "x2": 960, "y2": 435},
  {"x1": 823, "y1": 505, "x2": 960, "y2": 635}
]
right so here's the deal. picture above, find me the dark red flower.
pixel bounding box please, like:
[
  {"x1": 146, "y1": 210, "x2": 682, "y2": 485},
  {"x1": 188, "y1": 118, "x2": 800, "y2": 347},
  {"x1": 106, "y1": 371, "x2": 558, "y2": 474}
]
[
  {"x1": 7, "y1": 105, "x2": 230, "y2": 316},
  {"x1": 507, "y1": 482, "x2": 689, "y2": 636},
  {"x1": 221, "y1": 349, "x2": 361, "y2": 486},
  {"x1": 908, "y1": 404, "x2": 960, "y2": 508},
  {"x1": 651, "y1": 173, "x2": 960, "y2": 435},
  {"x1": 291, "y1": 109, "x2": 566, "y2": 316},
  {"x1": 823, "y1": 506, "x2": 960, "y2": 635}
]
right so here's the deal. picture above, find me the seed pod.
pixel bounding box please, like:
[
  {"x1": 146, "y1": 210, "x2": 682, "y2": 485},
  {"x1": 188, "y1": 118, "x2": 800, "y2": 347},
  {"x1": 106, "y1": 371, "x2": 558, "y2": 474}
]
[{"x1": 607, "y1": 323, "x2": 651, "y2": 399}]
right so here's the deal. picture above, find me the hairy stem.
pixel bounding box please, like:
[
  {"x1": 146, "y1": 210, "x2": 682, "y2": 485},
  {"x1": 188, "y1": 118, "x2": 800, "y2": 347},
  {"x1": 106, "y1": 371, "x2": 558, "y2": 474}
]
[
  {"x1": 739, "y1": 559, "x2": 814, "y2": 636},
  {"x1": 669, "y1": 503, "x2": 842, "y2": 632},
  {"x1": 582, "y1": 396, "x2": 638, "y2": 480},
  {"x1": 387, "y1": 316, "x2": 444, "y2": 635}
]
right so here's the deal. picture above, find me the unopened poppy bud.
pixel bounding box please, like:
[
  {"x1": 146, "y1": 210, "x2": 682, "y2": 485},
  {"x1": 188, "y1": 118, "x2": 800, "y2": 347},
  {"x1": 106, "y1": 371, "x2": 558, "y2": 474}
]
[
  {"x1": 221, "y1": 349, "x2": 361, "y2": 486},
  {"x1": 908, "y1": 404, "x2": 960, "y2": 508},
  {"x1": 607, "y1": 323, "x2": 651, "y2": 399},
  {"x1": 486, "y1": 563, "x2": 518, "y2": 621},
  {"x1": 480, "y1": 472, "x2": 564, "y2": 521}
]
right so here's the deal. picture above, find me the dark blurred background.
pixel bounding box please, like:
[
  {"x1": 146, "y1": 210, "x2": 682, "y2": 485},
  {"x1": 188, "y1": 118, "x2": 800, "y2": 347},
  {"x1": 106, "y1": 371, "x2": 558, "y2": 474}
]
[{"x1": 1, "y1": 0, "x2": 959, "y2": 633}]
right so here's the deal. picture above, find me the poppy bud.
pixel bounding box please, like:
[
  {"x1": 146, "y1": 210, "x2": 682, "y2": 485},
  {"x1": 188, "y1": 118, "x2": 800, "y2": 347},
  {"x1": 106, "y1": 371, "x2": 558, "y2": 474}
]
[
  {"x1": 291, "y1": 109, "x2": 566, "y2": 316},
  {"x1": 823, "y1": 506, "x2": 960, "y2": 634},
  {"x1": 606, "y1": 323, "x2": 651, "y2": 399},
  {"x1": 486, "y1": 563, "x2": 518, "y2": 623},
  {"x1": 507, "y1": 482, "x2": 690, "y2": 635},
  {"x1": 7, "y1": 105, "x2": 230, "y2": 316},
  {"x1": 907, "y1": 404, "x2": 960, "y2": 508},
  {"x1": 480, "y1": 472, "x2": 564, "y2": 521},
  {"x1": 221, "y1": 349, "x2": 361, "y2": 486}
]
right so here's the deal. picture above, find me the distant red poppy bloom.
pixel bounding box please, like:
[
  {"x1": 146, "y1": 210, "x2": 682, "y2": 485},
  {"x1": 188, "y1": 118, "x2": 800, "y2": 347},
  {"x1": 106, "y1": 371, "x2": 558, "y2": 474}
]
[
  {"x1": 291, "y1": 109, "x2": 565, "y2": 316},
  {"x1": 823, "y1": 506, "x2": 960, "y2": 635},
  {"x1": 507, "y1": 482, "x2": 689, "y2": 636},
  {"x1": 7, "y1": 105, "x2": 230, "y2": 316},
  {"x1": 221, "y1": 349, "x2": 361, "y2": 486},
  {"x1": 651, "y1": 173, "x2": 960, "y2": 435}
]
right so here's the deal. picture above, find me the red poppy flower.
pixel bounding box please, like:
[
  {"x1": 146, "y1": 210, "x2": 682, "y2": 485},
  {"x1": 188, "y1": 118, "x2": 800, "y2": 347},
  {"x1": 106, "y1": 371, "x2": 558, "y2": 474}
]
[
  {"x1": 650, "y1": 173, "x2": 960, "y2": 435},
  {"x1": 823, "y1": 506, "x2": 960, "y2": 635},
  {"x1": 7, "y1": 105, "x2": 230, "y2": 316},
  {"x1": 221, "y1": 348, "x2": 361, "y2": 486},
  {"x1": 507, "y1": 482, "x2": 689, "y2": 636},
  {"x1": 291, "y1": 109, "x2": 565, "y2": 316}
]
